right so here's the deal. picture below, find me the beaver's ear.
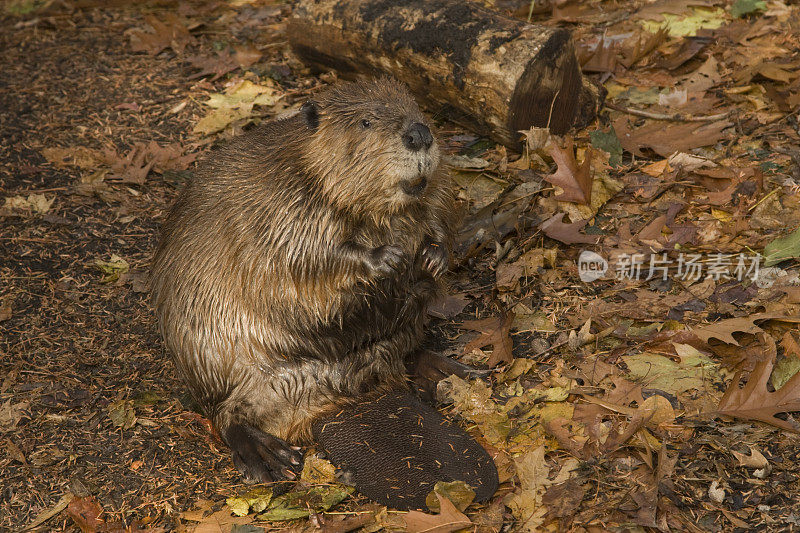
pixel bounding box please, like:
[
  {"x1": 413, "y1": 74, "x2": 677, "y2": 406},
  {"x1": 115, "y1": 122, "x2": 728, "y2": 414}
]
[{"x1": 300, "y1": 101, "x2": 319, "y2": 131}]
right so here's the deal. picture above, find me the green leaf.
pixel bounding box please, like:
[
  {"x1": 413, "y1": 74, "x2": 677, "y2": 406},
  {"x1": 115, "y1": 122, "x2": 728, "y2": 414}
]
[
  {"x1": 590, "y1": 128, "x2": 623, "y2": 167},
  {"x1": 764, "y1": 226, "x2": 800, "y2": 266},
  {"x1": 771, "y1": 355, "x2": 800, "y2": 391},
  {"x1": 258, "y1": 485, "x2": 353, "y2": 521},
  {"x1": 731, "y1": 0, "x2": 766, "y2": 18},
  {"x1": 226, "y1": 486, "x2": 273, "y2": 517},
  {"x1": 623, "y1": 346, "x2": 721, "y2": 395},
  {"x1": 425, "y1": 481, "x2": 476, "y2": 512},
  {"x1": 107, "y1": 400, "x2": 136, "y2": 429},
  {"x1": 93, "y1": 254, "x2": 129, "y2": 283}
]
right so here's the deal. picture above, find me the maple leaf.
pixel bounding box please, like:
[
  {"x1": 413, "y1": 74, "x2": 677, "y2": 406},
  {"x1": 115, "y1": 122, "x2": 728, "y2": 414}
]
[
  {"x1": 539, "y1": 213, "x2": 599, "y2": 245},
  {"x1": 544, "y1": 136, "x2": 593, "y2": 205},
  {"x1": 403, "y1": 492, "x2": 473, "y2": 533},
  {"x1": 716, "y1": 352, "x2": 800, "y2": 432},
  {"x1": 461, "y1": 312, "x2": 515, "y2": 367}
]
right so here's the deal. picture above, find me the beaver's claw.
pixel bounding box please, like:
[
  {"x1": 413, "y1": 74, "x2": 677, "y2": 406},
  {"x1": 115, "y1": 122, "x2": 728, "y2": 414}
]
[{"x1": 421, "y1": 242, "x2": 449, "y2": 277}]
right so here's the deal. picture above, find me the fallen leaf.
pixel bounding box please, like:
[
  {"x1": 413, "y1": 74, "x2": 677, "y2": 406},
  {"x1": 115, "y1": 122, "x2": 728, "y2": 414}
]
[
  {"x1": 690, "y1": 314, "x2": 800, "y2": 345},
  {"x1": 65, "y1": 496, "x2": 105, "y2": 533},
  {"x1": 188, "y1": 45, "x2": 262, "y2": 81},
  {"x1": 461, "y1": 312, "x2": 515, "y2": 367},
  {"x1": 731, "y1": 0, "x2": 766, "y2": 18},
  {"x1": 544, "y1": 137, "x2": 593, "y2": 205},
  {"x1": 93, "y1": 254, "x2": 130, "y2": 284},
  {"x1": 764, "y1": 225, "x2": 800, "y2": 266},
  {"x1": 403, "y1": 492, "x2": 472, "y2": 532},
  {"x1": 258, "y1": 485, "x2": 353, "y2": 521},
  {"x1": 107, "y1": 399, "x2": 136, "y2": 429},
  {"x1": 622, "y1": 350, "x2": 721, "y2": 395},
  {"x1": 614, "y1": 117, "x2": 732, "y2": 158},
  {"x1": 590, "y1": 127, "x2": 623, "y2": 167},
  {"x1": 731, "y1": 446, "x2": 769, "y2": 469},
  {"x1": 300, "y1": 454, "x2": 336, "y2": 484},
  {"x1": 128, "y1": 14, "x2": 197, "y2": 55},
  {"x1": 540, "y1": 213, "x2": 599, "y2": 244},
  {"x1": 226, "y1": 486, "x2": 274, "y2": 517},
  {"x1": 194, "y1": 80, "x2": 281, "y2": 136},
  {"x1": 716, "y1": 352, "x2": 800, "y2": 431},
  {"x1": 424, "y1": 481, "x2": 475, "y2": 513},
  {"x1": 4, "y1": 194, "x2": 54, "y2": 214}
]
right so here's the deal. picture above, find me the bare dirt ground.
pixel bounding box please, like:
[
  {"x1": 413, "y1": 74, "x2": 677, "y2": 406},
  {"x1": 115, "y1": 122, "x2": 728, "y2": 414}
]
[{"x1": 2, "y1": 1, "x2": 800, "y2": 532}]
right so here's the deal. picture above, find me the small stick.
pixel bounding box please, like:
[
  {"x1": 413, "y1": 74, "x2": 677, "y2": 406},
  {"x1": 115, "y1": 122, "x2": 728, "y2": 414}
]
[{"x1": 605, "y1": 102, "x2": 731, "y2": 122}]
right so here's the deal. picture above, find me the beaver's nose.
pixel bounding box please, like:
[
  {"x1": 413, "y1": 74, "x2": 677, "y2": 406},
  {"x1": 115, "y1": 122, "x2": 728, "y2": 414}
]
[{"x1": 402, "y1": 123, "x2": 433, "y2": 152}]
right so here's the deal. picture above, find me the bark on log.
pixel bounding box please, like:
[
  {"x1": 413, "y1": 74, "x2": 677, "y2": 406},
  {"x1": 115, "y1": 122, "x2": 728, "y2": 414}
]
[{"x1": 287, "y1": 0, "x2": 602, "y2": 150}]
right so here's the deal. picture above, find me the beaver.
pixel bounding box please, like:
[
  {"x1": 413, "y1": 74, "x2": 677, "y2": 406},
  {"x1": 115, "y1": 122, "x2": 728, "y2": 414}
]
[{"x1": 150, "y1": 78, "x2": 498, "y2": 510}]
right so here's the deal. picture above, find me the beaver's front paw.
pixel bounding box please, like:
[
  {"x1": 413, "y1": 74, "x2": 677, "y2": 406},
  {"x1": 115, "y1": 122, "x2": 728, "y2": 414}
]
[
  {"x1": 368, "y1": 245, "x2": 405, "y2": 277},
  {"x1": 421, "y1": 242, "x2": 449, "y2": 277}
]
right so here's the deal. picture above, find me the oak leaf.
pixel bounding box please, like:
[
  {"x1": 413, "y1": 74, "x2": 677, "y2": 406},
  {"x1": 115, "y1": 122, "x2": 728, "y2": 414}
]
[
  {"x1": 403, "y1": 492, "x2": 472, "y2": 533},
  {"x1": 461, "y1": 313, "x2": 515, "y2": 367},
  {"x1": 128, "y1": 14, "x2": 197, "y2": 56},
  {"x1": 716, "y1": 353, "x2": 800, "y2": 432},
  {"x1": 544, "y1": 137, "x2": 593, "y2": 205},
  {"x1": 691, "y1": 313, "x2": 800, "y2": 346},
  {"x1": 540, "y1": 213, "x2": 599, "y2": 244}
]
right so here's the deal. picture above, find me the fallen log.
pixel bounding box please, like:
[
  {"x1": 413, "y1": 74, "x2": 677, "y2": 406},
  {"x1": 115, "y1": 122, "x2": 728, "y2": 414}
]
[{"x1": 287, "y1": 0, "x2": 602, "y2": 150}]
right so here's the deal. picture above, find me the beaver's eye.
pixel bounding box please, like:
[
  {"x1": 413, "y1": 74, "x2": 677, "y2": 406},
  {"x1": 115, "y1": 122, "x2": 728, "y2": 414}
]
[{"x1": 360, "y1": 119, "x2": 372, "y2": 129}]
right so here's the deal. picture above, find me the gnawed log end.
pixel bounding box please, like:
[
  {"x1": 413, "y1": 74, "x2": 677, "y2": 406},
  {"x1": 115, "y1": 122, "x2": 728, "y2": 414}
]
[{"x1": 288, "y1": 0, "x2": 602, "y2": 150}]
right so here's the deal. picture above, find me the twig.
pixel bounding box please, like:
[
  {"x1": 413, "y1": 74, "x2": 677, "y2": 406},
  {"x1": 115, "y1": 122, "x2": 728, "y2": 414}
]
[{"x1": 606, "y1": 102, "x2": 730, "y2": 122}]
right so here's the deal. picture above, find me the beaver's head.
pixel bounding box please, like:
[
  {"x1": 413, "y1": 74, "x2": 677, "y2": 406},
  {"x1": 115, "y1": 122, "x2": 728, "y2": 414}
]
[{"x1": 301, "y1": 78, "x2": 441, "y2": 215}]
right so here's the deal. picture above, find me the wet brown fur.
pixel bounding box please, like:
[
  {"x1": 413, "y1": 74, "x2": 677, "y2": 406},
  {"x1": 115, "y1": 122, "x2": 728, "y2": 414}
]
[{"x1": 151, "y1": 78, "x2": 455, "y2": 446}]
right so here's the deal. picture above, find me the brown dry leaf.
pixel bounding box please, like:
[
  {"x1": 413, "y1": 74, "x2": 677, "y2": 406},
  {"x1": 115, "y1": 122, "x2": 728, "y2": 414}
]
[
  {"x1": 462, "y1": 312, "x2": 515, "y2": 367},
  {"x1": 542, "y1": 478, "x2": 586, "y2": 521},
  {"x1": 680, "y1": 55, "x2": 723, "y2": 93},
  {"x1": 41, "y1": 146, "x2": 106, "y2": 169},
  {"x1": 782, "y1": 331, "x2": 800, "y2": 358},
  {"x1": 188, "y1": 45, "x2": 262, "y2": 81},
  {"x1": 731, "y1": 446, "x2": 769, "y2": 469},
  {"x1": 581, "y1": 36, "x2": 618, "y2": 73},
  {"x1": 614, "y1": 117, "x2": 732, "y2": 158},
  {"x1": 106, "y1": 144, "x2": 154, "y2": 185},
  {"x1": 691, "y1": 314, "x2": 800, "y2": 346},
  {"x1": 144, "y1": 141, "x2": 198, "y2": 173},
  {"x1": 619, "y1": 27, "x2": 669, "y2": 68},
  {"x1": 544, "y1": 137, "x2": 593, "y2": 205},
  {"x1": 657, "y1": 35, "x2": 712, "y2": 70},
  {"x1": 128, "y1": 14, "x2": 197, "y2": 56},
  {"x1": 716, "y1": 353, "x2": 800, "y2": 432},
  {"x1": 540, "y1": 213, "x2": 599, "y2": 245},
  {"x1": 403, "y1": 492, "x2": 472, "y2": 532},
  {"x1": 189, "y1": 507, "x2": 253, "y2": 533},
  {"x1": 65, "y1": 496, "x2": 105, "y2": 532}
]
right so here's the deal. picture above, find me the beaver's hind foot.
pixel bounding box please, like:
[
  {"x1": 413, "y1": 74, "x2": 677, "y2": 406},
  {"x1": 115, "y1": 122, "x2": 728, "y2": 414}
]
[{"x1": 224, "y1": 423, "x2": 303, "y2": 484}]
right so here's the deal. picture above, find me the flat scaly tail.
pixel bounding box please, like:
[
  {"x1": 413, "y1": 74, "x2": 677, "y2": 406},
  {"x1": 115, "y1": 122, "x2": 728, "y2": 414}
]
[{"x1": 312, "y1": 392, "x2": 498, "y2": 511}]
